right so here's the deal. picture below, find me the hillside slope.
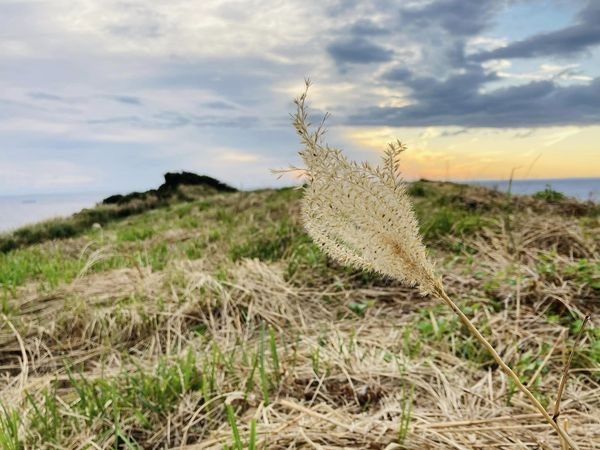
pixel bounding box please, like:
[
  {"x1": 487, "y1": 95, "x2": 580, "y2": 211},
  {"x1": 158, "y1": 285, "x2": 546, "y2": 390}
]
[{"x1": 0, "y1": 181, "x2": 598, "y2": 449}]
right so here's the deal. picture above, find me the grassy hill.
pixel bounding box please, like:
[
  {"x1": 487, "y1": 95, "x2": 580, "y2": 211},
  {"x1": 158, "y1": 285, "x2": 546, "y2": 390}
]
[{"x1": 0, "y1": 180, "x2": 598, "y2": 449}]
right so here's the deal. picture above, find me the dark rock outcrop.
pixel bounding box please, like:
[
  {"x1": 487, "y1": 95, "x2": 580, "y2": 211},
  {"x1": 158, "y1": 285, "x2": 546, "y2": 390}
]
[
  {"x1": 158, "y1": 172, "x2": 236, "y2": 195},
  {"x1": 103, "y1": 172, "x2": 236, "y2": 205}
]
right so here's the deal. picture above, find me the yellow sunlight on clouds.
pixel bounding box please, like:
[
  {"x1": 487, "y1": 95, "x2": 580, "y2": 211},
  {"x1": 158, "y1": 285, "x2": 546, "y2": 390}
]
[{"x1": 347, "y1": 125, "x2": 600, "y2": 181}]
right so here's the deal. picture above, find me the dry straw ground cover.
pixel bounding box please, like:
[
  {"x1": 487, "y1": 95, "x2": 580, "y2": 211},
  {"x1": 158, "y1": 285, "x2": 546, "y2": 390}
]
[{"x1": 0, "y1": 107, "x2": 599, "y2": 449}]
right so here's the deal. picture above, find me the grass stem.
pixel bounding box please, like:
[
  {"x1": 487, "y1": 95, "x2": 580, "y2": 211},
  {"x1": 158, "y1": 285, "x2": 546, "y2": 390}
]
[
  {"x1": 553, "y1": 315, "x2": 590, "y2": 422},
  {"x1": 435, "y1": 285, "x2": 580, "y2": 450}
]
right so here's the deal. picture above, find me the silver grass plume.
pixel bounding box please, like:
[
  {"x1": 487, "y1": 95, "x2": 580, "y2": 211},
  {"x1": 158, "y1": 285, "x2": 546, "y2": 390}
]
[
  {"x1": 290, "y1": 80, "x2": 579, "y2": 450},
  {"x1": 294, "y1": 82, "x2": 438, "y2": 295}
]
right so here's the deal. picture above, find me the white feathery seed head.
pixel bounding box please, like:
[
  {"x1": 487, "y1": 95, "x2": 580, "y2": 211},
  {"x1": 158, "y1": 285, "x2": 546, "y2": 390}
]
[{"x1": 293, "y1": 81, "x2": 439, "y2": 294}]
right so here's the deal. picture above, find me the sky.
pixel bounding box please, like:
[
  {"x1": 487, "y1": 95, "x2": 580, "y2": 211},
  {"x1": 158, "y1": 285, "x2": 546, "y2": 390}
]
[{"x1": 1, "y1": 0, "x2": 599, "y2": 195}]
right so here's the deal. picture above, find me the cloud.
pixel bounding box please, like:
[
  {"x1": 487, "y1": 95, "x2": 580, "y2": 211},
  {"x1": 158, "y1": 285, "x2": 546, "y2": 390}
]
[
  {"x1": 327, "y1": 37, "x2": 394, "y2": 65},
  {"x1": 86, "y1": 112, "x2": 259, "y2": 129},
  {"x1": 399, "y1": 0, "x2": 502, "y2": 37},
  {"x1": 323, "y1": 6, "x2": 410, "y2": 69},
  {"x1": 472, "y1": 1, "x2": 600, "y2": 61},
  {"x1": 351, "y1": 68, "x2": 600, "y2": 127},
  {"x1": 496, "y1": 63, "x2": 594, "y2": 82},
  {"x1": 382, "y1": 67, "x2": 413, "y2": 82},
  {"x1": 28, "y1": 92, "x2": 69, "y2": 102},
  {"x1": 204, "y1": 100, "x2": 236, "y2": 110},
  {"x1": 111, "y1": 95, "x2": 142, "y2": 105},
  {"x1": 541, "y1": 126, "x2": 583, "y2": 146},
  {"x1": 218, "y1": 150, "x2": 260, "y2": 163},
  {"x1": 390, "y1": 0, "x2": 506, "y2": 73},
  {"x1": 347, "y1": 19, "x2": 390, "y2": 37}
]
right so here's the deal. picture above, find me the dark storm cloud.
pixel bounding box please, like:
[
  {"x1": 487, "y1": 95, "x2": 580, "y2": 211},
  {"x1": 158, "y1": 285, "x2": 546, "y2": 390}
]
[
  {"x1": 351, "y1": 71, "x2": 600, "y2": 127},
  {"x1": 472, "y1": 1, "x2": 600, "y2": 61},
  {"x1": 382, "y1": 67, "x2": 412, "y2": 82},
  {"x1": 382, "y1": 65, "x2": 499, "y2": 100},
  {"x1": 348, "y1": 19, "x2": 390, "y2": 37},
  {"x1": 392, "y1": 0, "x2": 504, "y2": 72},
  {"x1": 326, "y1": 37, "x2": 394, "y2": 64},
  {"x1": 399, "y1": 0, "x2": 503, "y2": 36},
  {"x1": 345, "y1": 0, "x2": 600, "y2": 128},
  {"x1": 323, "y1": 0, "x2": 363, "y2": 17}
]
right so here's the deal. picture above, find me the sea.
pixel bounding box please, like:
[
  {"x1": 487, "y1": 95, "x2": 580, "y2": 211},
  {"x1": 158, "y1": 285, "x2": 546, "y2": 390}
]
[
  {"x1": 466, "y1": 177, "x2": 599, "y2": 203},
  {"x1": 0, "y1": 178, "x2": 598, "y2": 234},
  {"x1": 0, "y1": 192, "x2": 109, "y2": 234}
]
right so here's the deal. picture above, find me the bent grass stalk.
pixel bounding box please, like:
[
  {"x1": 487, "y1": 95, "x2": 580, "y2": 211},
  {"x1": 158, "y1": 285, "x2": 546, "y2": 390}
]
[{"x1": 291, "y1": 80, "x2": 579, "y2": 449}]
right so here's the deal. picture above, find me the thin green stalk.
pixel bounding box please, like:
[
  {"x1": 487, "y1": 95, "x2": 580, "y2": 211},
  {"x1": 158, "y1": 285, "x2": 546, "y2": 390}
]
[
  {"x1": 434, "y1": 285, "x2": 579, "y2": 450},
  {"x1": 226, "y1": 404, "x2": 242, "y2": 450},
  {"x1": 248, "y1": 419, "x2": 257, "y2": 450}
]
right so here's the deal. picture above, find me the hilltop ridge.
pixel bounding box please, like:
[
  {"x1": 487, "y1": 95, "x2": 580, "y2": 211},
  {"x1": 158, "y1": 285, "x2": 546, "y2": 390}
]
[
  {"x1": 0, "y1": 171, "x2": 237, "y2": 253},
  {"x1": 102, "y1": 171, "x2": 237, "y2": 205}
]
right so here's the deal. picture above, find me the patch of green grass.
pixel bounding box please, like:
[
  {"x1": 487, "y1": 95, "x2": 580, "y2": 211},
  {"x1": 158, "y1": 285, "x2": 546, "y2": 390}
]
[
  {"x1": 536, "y1": 252, "x2": 558, "y2": 277},
  {"x1": 17, "y1": 334, "x2": 286, "y2": 447},
  {"x1": 0, "y1": 405, "x2": 21, "y2": 450},
  {"x1": 568, "y1": 325, "x2": 600, "y2": 380},
  {"x1": 535, "y1": 254, "x2": 600, "y2": 291},
  {"x1": 407, "y1": 181, "x2": 428, "y2": 197},
  {"x1": 16, "y1": 221, "x2": 78, "y2": 243},
  {"x1": 347, "y1": 300, "x2": 374, "y2": 317},
  {"x1": 286, "y1": 238, "x2": 328, "y2": 278},
  {"x1": 26, "y1": 353, "x2": 203, "y2": 448},
  {"x1": 117, "y1": 226, "x2": 156, "y2": 242},
  {"x1": 506, "y1": 347, "x2": 552, "y2": 407},
  {"x1": 565, "y1": 258, "x2": 600, "y2": 290},
  {"x1": 25, "y1": 390, "x2": 62, "y2": 446},
  {"x1": 419, "y1": 207, "x2": 485, "y2": 240},
  {"x1": 175, "y1": 203, "x2": 194, "y2": 218},
  {"x1": 230, "y1": 220, "x2": 305, "y2": 263},
  {"x1": 589, "y1": 327, "x2": 600, "y2": 364},
  {"x1": 265, "y1": 186, "x2": 301, "y2": 204},
  {"x1": 195, "y1": 199, "x2": 214, "y2": 211},
  {"x1": 0, "y1": 247, "x2": 84, "y2": 292},
  {"x1": 534, "y1": 184, "x2": 566, "y2": 202},
  {"x1": 180, "y1": 215, "x2": 200, "y2": 229},
  {"x1": 183, "y1": 238, "x2": 205, "y2": 259},
  {"x1": 0, "y1": 220, "x2": 80, "y2": 253},
  {"x1": 411, "y1": 303, "x2": 495, "y2": 366}
]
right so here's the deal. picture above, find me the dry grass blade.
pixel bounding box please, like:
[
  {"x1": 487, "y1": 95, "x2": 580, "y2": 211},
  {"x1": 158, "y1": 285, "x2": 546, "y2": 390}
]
[{"x1": 553, "y1": 315, "x2": 591, "y2": 422}]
